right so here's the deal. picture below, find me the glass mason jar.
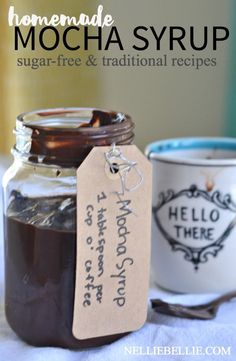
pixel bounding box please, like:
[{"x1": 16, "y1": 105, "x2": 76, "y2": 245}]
[{"x1": 3, "y1": 108, "x2": 134, "y2": 348}]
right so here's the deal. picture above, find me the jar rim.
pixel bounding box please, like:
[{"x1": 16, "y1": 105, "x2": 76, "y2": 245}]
[
  {"x1": 14, "y1": 107, "x2": 135, "y2": 168},
  {"x1": 17, "y1": 107, "x2": 133, "y2": 135}
]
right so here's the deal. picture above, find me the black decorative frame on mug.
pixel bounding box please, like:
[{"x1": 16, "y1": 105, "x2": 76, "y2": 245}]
[{"x1": 153, "y1": 185, "x2": 236, "y2": 270}]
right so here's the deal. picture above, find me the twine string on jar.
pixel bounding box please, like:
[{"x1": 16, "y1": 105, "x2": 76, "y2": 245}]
[{"x1": 104, "y1": 143, "x2": 143, "y2": 196}]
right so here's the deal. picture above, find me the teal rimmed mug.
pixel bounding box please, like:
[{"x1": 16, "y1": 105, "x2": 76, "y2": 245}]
[{"x1": 146, "y1": 137, "x2": 236, "y2": 293}]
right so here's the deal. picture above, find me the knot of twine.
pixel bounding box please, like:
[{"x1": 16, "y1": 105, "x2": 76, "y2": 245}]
[{"x1": 104, "y1": 143, "x2": 143, "y2": 196}]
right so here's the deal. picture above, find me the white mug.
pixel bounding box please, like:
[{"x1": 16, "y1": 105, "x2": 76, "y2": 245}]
[{"x1": 146, "y1": 137, "x2": 236, "y2": 293}]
